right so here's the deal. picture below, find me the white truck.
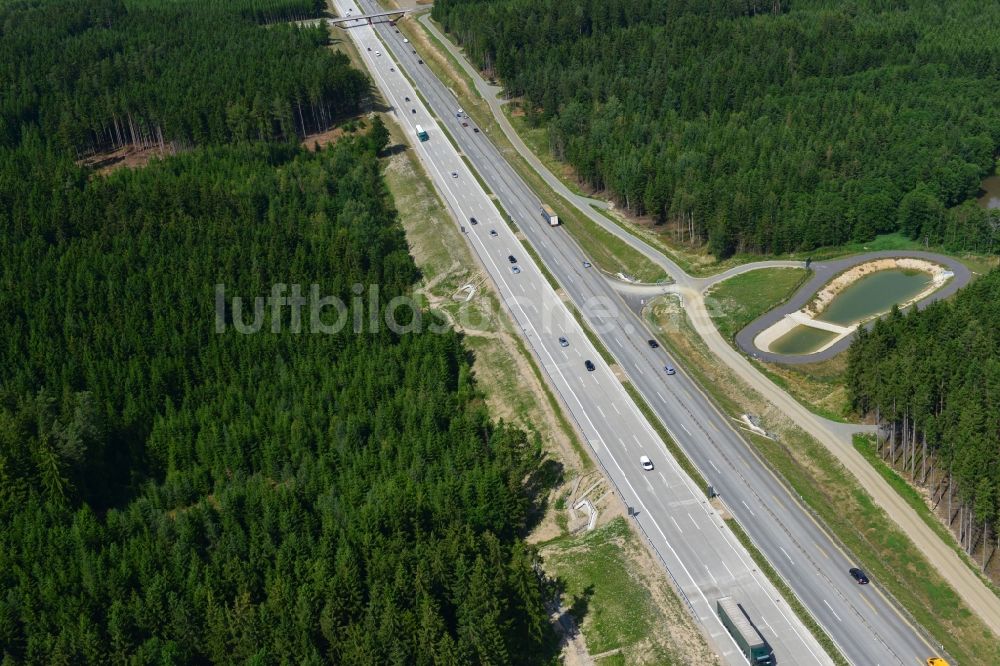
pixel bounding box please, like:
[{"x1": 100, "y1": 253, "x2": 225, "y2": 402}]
[{"x1": 540, "y1": 204, "x2": 559, "y2": 227}]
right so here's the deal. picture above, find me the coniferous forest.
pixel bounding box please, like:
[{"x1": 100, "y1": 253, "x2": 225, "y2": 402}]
[
  {"x1": 847, "y1": 272, "x2": 1000, "y2": 574},
  {"x1": 433, "y1": 0, "x2": 1000, "y2": 257},
  {"x1": 0, "y1": 0, "x2": 555, "y2": 662}
]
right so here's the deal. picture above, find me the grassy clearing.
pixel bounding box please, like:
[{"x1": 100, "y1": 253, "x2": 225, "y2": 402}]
[
  {"x1": 646, "y1": 297, "x2": 998, "y2": 666},
  {"x1": 752, "y1": 355, "x2": 852, "y2": 422},
  {"x1": 705, "y1": 268, "x2": 808, "y2": 343},
  {"x1": 541, "y1": 518, "x2": 717, "y2": 665}
]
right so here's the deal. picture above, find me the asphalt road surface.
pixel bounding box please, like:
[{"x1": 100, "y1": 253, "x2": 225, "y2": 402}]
[{"x1": 335, "y1": 4, "x2": 941, "y2": 664}]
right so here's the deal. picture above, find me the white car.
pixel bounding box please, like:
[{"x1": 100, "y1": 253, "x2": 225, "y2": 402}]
[
  {"x1": 403, "y1": 38, "x2": 409, "y2": 43},
  {"x1": 640, "y1": 455, "x2": 653, "y2": 471},
  {"x1": 375, "y1": 51, "x2": 381, "y2": 57}
]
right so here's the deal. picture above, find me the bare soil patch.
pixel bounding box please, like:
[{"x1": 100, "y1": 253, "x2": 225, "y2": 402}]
[
  {"x1": 80, "y1": 143, "x2": 176, "y2": 176},
  {"x1": 302, "y1": 126, "x2": 348, "y2": 150}
]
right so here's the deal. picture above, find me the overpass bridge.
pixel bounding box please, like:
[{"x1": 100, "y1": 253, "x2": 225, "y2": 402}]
[
  {"x1": 294, "y1": 8, "x2": 427, "y2": 28},
  {"x1": 330, "y1": 9, "x2": 411, "y2": 25}
]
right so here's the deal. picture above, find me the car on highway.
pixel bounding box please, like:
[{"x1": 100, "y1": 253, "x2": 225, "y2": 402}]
[
  {"x1": 664, "y1": 364, "x2": 676, "y2": 375},
  {"x1": 647, "y1": 339, "x2": 659, "y2": 349},
  {"x1": 417, "y1": 59, "x2": 423, "y2": 63},
  {"x1": 849, "y1": 568, "x2": 869, "y2": 584},
  {"x1": 450, "y1": 171, "x2": 458, "y2": 178},
  {"x1": 511, "y1": 265, "x2": 521, "y2": 274},
  {"x1": 489, "y1": 229, "x2": 498, "y2": 237},
  {"x1": 462, "y1": 122, "x2": 469, "y2": 127},
  {"x1": 926, "y1": 659, "x2": 950, "y2": 666},
  {"x1": 640, "y1": 455, "x2": 653, "y2": 471},
  {"x1": 403, "y1": 38, "x2": 409, "y2": 43},
  {"x1": 473, "y1": 128, "x2": 480, "y2": 133},
  {"x1": 405, "y1": 96, "x2": 409, "y2": 101},
  {"x1": 558, "y1": 336, "x2": 569, "y2": 347},
  {"x1": 584, "y1": 360, "x2": 595, "y2": 372},
  {"x1": 375, "y1": 51, "x2": 381, "y2": 56},
  {"x1": 411, "y1": 109, "x2": 416, "y2": 114},
  {"x1": 390, "y1": 67, "x2": 395, "y2": 72},
  {"x1": 469, "y1": 217, "x2": 478, "y2": 226},
  {"x1": 582, "y1": 260, "x2": 592, "y2": 268},
  {"x1": 366, "y1": 46, "x2": 370, "y2": 51},
  {"x1": 507, "y1": 255, "x2": 517, "y2": 263}
]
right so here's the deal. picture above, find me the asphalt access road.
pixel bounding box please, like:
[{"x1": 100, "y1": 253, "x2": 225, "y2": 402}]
[{"x1": 733, "y1": 251, "x2": 971, "y2": 364}]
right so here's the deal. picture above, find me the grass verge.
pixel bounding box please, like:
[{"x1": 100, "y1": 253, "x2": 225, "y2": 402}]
[
  {"x1": 726, "y1": 515, "x2": 850, "y2": 666},
  {"x1": 704, "y1": 267, "x2": 853, "y2": 420},
  {"x1": 400, "y1": 15, "x2": 669, "y2": 284},
  {"x1": 646, "y1": 296, "x2": 994, "y2": 666},
  {"x1": 541, "y1": 518, "x2": 718, "y2": 666},
  {"x1": 620, "y1": 378, "x2": 848, "y2": 665}
]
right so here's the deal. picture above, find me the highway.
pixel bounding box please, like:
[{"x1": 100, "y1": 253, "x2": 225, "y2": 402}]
[{"x1": 334, "y1": 3, "x2": 939, "y2": 664}]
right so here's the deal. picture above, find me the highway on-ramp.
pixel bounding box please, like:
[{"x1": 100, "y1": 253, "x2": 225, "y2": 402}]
[{"x1": 335, "y1": 4, "x2": 941, "y2": 664}]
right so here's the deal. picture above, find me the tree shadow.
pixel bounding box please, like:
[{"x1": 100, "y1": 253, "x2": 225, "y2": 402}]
[{"x1": 523, "y1": 455, "x2": 564, "y2": 534}]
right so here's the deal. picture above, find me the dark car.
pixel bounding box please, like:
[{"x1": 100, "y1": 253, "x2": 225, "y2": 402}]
[
  {"x1": 405, "y1": 96, "x2": 410, "y2": 101},
  {"x1": 584, "y1": 360, "x2": 595, "y2": 372},
  {"x1": 507, "y1": 255, "x2": 517, "y2": 263},
  {"x1": 489, "y1": 229, "x2": 498, "y2": 237},
  {"x1": 462, "y1": 122, "x2": 468, "y2": 127},
  {"x1": 849, "y1": 568, "x2": 869, "y2": 585},
  {"x1": 417, "y1": 59, "x2": 423, "y2": 64},
  {"x1": 473, "y1": 127, "x2": 480, "y2": 133},
  {"x1": 411, "y1": 109, "x2": 416, "y2": 114},
  {"x1": 469, "y1": 217, "x2": 478, "y2": 226},
  {"x1": 647, "y1": 339, "x2": 659, "y2": 349}
]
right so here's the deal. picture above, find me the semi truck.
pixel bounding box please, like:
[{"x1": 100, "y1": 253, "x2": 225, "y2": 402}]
[
  {"x1": 540, "y1": 204, "x2": 559, "y2": 226},
  {"x1": 415, "y1": 125, "x2": 428, "y2": 142},
  {"x1": 717, "y1": 597, "x2": 773, "y2": 665}
]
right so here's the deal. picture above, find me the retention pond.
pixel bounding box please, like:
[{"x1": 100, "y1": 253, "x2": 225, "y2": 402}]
[
  {"x1": 760, "y1": 267, "x2": 938, "y2": 355},
  {"x1": 816, "y1": 269, "x2": 932, "y2": 326}
]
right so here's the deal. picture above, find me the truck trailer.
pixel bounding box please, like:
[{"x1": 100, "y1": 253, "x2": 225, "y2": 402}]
[
  {"x1": 716, "y1": 597, "x2": 773, "y2": 665},
  {"x1": 540, "y1": 204, "x2": 559, "y2": 226}
]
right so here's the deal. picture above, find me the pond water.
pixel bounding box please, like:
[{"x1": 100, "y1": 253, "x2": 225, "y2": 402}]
[
  {"x1": 769, "y1": 326, "x2": 839, "y2": 355},
  {"x1": 977, "y1": 175, "x2": 1000, "y2": 210},
  {"x1": 817, "y1": 269, "x2": 932, "y2": 326}
]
